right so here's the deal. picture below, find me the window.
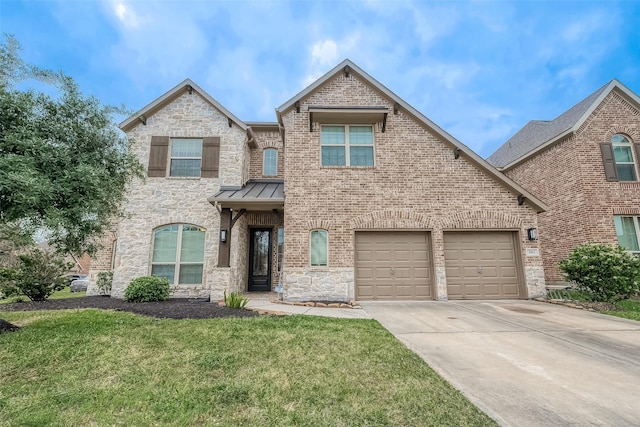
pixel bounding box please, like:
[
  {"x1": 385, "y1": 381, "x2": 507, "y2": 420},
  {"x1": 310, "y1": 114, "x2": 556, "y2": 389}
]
[
  {"x1": 263, "y1": 148, "x2": 278, "y2": 176},
  {"x1": 611, "y1": 134, "x2": 637, "y2": 181},
  {"x1": 614, "y1": 216, "x2": 640, "y2": 254},
  {"x1": 147, "y1": 136, "x2": 220, "y2": 178},
  {"x1": 321, "y1": 125, "x2": 374, "y2": 166},
  {"x1": 310, "y1": 229, "x2": 328, "y2": 266},
  {"x1": 277, "y1": 227, "x2": 284, "y2": 273},
  {"x1": 151, "y1": 224, "x2": 205, "y2": 284},
  {"x1": 170, "y1": 138, "x2": 202, "y2": 177}
]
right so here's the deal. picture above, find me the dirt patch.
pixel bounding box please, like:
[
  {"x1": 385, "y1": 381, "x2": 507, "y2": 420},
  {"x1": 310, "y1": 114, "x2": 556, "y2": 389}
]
[
  {"x1": 0, "y1": 296, "x2": 260, "y2": 320},
  {"x1": 0, "y1": 318, "x2": 20, "y2": 334}
]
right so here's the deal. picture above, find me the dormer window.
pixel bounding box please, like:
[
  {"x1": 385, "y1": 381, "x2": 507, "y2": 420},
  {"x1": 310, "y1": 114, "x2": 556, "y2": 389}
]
[{"x1": 321, "y1": 125, "x2": 374, "y2": 167}]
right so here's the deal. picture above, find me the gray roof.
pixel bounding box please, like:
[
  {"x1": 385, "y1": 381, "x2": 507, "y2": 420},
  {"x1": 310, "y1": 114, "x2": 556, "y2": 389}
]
[
  {"x1": 209, "y1": 179, "x2": 284, "y2": 210},
  {"x1": 487, "y1": 80, "x2": 614, "y2": 169}
]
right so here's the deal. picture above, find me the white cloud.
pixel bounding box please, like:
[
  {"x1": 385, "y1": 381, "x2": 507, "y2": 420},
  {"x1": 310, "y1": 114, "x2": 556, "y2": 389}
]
[
  {"x1": 311, "y1": 40, "x2": 339, "y2": 67},
  {"x1": 112, "y1": 1, "x2": 139, "y2": 28}
]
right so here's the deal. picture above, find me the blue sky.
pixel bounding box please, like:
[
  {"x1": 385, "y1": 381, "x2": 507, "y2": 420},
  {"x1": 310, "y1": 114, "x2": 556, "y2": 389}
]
[{"x1": 2, "y1": 0, "x2": 639, "y2": 157}]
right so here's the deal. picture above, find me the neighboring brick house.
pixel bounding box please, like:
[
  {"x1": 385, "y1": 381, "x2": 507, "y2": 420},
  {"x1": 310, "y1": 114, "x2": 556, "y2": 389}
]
[
  {"x1": 488, "y1": 79, "x2": 640, "y2": 284},
  {"x1": 90, "y1": 60, "x2": 547, "y2": 301}
]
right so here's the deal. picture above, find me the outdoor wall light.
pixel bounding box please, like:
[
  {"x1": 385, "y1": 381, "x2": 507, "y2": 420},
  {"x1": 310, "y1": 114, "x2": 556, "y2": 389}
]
[
  {"x1": 527, "y1": 227, "x2": 538, "y2": 241},
  {"x1": 220, "y1": 229, "x2": 227, "y2": 242}
]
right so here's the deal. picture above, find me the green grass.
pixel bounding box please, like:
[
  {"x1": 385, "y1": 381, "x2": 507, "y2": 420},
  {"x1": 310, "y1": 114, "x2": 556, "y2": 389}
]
[
  {"x1": 606, "y1": 299, "x2": 640, "y2": 321},
  {"x1": 0, "y1": 309, "x2": 495, "y2": 427},
  {"x1": 0, "y1": 287, "x2": 86, "y2": 304},
  {"x1": 546, "y1": 288, "x2": 593, "y2": 301}
]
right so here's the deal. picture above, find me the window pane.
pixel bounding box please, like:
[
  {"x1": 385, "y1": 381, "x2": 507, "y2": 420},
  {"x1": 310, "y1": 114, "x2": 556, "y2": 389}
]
[
  {"x1": 614, "y1": 217, "x2": 640, "y2": 251},
  {"x1": 321, "y1": 146, "x2": 345, "y2": 166},
  {"x1": 310, "y1": 230, "x2": 328, "y2": 266},
  {"x1": 263, "y1": 148, "x2": 278, "y2": 176},
  {"x1": 180, "y1": 225, "x2": 205, "y2": 262},
  {"x1": 616, "y1": 164, "x2": 637, "y2": 181},
  {"x1": 321, "y1": 126, "x2": 345, "y2": 145},
  {"x1": 178, "y1": 264, "x2": 203, "y2": 284},
  {"x1": 611, "y1": 134, "x2": 630, "y2": 143},
  {"x1": 613, "y1": 145, "x2": 634, "y2": 163},
  {"x1": 349, "y1": 126, "x2": 373, "y2": 145},
  {"x1": 350, "y1": 146, "x2": 374, "y2": 166},
  {"x1": 171, "y1": 139, "x2": 203, "y2": 157},
  {"x1": 152, "y1": 264, "x2": 175, "y2": 284},
  {"x1": 170, "y1": 159, "x2": 201, "y2": 177},
  {"x1": 152, "y1": 225, "x2": 178, "y2": 262}
]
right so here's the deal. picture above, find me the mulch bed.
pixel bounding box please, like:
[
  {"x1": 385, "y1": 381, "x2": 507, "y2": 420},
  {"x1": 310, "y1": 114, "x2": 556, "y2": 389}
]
[
  {"x1": 0, "y1": 318, "x2": 20, "y2": 334},
  {"x1": 0, "y1": 296, "x2": 260, "y2": 320}
]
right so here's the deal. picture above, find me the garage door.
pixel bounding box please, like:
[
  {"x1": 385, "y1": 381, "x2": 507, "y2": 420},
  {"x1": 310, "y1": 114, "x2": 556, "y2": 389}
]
[
  {"x1": 444, "y1": 231, "x2": 522, "y2": 299},
  {"x1": 355, "y1": 231, "x2": 433, "y2": 300}
]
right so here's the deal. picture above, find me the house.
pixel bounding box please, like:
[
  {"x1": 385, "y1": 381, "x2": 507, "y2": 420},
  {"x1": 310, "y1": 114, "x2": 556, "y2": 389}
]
[
  {"x1": 89, "y1": 60, "x2": 547, "y2": 301},
  {"x1": 487, "y1": 80, "x2": 640, "y2": 285}
]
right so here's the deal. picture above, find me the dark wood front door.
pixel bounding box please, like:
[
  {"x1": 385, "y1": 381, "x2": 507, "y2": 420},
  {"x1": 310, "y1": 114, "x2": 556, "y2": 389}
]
[{"x1": 248, "y1": 228, "x2": 272, "y2": 291}]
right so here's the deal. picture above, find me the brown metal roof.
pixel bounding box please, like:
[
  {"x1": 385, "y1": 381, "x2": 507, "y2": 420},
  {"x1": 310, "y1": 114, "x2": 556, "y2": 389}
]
[{"x1": 209, "y1": 179, "x2": 284, "y2": 210}]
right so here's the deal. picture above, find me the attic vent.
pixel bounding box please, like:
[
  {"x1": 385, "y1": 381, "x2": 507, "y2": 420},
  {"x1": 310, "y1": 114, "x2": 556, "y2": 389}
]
[
  {"x1": 344, "y1": 65, "x2": 351, "y2": 78},
  {"x1": 186, "y1": 85, "x2": 193, "y2": 95}
]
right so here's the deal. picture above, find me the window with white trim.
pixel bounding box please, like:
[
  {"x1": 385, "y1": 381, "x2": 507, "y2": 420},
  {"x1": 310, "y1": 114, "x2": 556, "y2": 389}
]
[
  {"x1": 151, "y1": 224, "x2": 206, "y2": 284},
  {"x1": 614, "y1": 216, "x2": 640, "y2": 254},
  {"x1": 170, "y1": 138, "x2": 203, "y2": 177},
  {"x1": 321, "y1": 125, "x2": 374, "y2": 166},
  {"x1": 611, "y1": 134, "x2": 637, "y2": 181},
  {"x1": 310, "y1": 229, "x2": 328, "y2": 266},
  {"x1": 263, "y1": 148, "x2": 278, "y2": 176}
]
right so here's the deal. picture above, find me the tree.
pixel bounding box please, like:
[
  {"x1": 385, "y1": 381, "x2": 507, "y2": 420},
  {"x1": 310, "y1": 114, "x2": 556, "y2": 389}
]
[{"x1": 0, "y1": 35, "x2": 144, "y2": 257}]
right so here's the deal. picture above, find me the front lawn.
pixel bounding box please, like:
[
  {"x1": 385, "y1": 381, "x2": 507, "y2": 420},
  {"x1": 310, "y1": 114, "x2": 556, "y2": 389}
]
[
  {"x1": 547, "y1": 289, "x2": 640, "y2": 321},
  {"x1": 606, "y1": 299, "x2": 640, "y2": 321},
  {"x1": 0, "y1": 287, "x2": 86, "y2": 304},
  {"x1": 0, "y1": 310, "x2": 495, "y2": 427}
]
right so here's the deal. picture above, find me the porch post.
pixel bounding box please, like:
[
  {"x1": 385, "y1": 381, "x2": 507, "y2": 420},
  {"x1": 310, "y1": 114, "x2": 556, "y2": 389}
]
[{"x1": 218, "y1": 208, "x2": 232, "y2": 267}]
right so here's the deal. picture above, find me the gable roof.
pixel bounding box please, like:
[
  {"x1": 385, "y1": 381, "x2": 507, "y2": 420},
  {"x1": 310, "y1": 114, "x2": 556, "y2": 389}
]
[
  {"x1": 488, "y1": 79, "x2": 640, "y2": 170},
  {"x1": 276, "y1": 59, "x2": 548, "y2": 213},
  {"x1": 120, "y1": 79, "x2": 248, "y2": 132}
]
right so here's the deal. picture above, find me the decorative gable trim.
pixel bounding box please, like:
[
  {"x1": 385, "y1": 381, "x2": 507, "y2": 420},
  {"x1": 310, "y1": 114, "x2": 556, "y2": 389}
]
[
  {"x1": 120, "y1": 79, "x2": 247, "y2": 132},
  {"x1": 276, "y1": 59, "x2": 548, "y2": 213}
]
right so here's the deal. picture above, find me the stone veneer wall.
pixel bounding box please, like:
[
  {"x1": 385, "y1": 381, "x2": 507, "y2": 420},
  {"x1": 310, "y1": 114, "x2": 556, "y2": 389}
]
[
  {"x1": 108, "y1": 90, "x2": 247, "y2": 298},
  {"x1": 506, "y1": 90, "x2": 640, "y2": 283},
  {"x1": 280, "y1": 72, "x2": 545, "y2": 301}
]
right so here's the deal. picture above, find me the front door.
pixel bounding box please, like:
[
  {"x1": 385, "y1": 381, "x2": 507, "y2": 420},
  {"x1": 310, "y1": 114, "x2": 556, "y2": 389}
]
[{"x1": 248, "y1": 228, "x2": 272, "y2": 291}]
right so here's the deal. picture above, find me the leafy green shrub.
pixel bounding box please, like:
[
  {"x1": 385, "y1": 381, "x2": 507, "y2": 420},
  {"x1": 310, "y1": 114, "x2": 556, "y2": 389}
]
[
  {"x1": 0, "y1": 248, "x2": 70, "y2": 301},
  {"x1": 124, "y1": 276, "x2": 170, "y2": 302},
  {"x1": 559, "y1": 243, "x2": 640, "y2": 302},
  {"x1": 224, "y1": 290, "x2": 248, "y2": 309},
  {"x1": 96, "y1": 271, "x2": 113, "y2": 295}
]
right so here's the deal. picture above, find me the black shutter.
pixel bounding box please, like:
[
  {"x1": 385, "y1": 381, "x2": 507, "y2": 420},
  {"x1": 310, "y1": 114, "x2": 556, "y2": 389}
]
[
  {"x1": 600, "y1": 143, "x2": 618, "y2": 182},
  {"x1": 148, "y1": 136, "x2": 169, "y2": 177},
  {"x1": 201, "y1": 137, "x2": 220, "y2": 178}
]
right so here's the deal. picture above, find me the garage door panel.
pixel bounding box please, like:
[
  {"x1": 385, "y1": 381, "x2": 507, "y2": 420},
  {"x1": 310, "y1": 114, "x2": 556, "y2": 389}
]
[
  {"x1": 356, "y1": 231, "x2": 433, "y2": 300},
  {"x1": 444, "y1": 231, "x2": 522, "y2": 300}
]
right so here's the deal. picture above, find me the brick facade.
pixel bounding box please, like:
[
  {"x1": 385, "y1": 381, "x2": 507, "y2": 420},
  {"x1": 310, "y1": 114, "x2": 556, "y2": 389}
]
[
  {"x1": 504, "y1": 89, "x2": 640, "y2": 283},
  {"x1": 279, "y1": 72, "x2": 545, "y2": 300},
  {"x1": 90, "y1": 62, "x2": 547, "y2": 301}
]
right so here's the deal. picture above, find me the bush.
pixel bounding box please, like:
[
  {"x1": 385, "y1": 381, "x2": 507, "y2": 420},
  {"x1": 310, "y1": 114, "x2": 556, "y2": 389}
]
[
  {"x1": 124, "y1": 276, "x2": 170, "y2": 302},
  {"x1": 559, "y1": 243, "x2": 640, "y2": 302},
  {"x1": 96, "y1": 271, "x2": 113, "y2": 296},
  {"x1": 224, "y1": 290, "x2": 248, "y2": 309},
  {"x1": 0, "y1": 248, "x2": 70, "y2": 301}
]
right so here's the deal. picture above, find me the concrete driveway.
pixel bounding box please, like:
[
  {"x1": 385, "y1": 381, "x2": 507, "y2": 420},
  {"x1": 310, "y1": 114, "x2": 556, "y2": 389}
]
[{"x1": 361, "y1": 300, "x2": 640, "y2": 427}]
